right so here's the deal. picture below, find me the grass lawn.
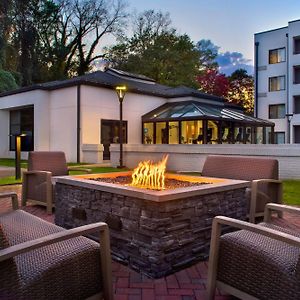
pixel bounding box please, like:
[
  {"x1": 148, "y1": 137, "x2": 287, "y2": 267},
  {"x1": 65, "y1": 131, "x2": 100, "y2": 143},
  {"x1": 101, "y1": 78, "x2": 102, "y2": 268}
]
[
  {"x1": 0, "y1": 158, "x2": 28, "y2": 169},
  {"x1": 282, "y1": 180, "x2": 300, "y2": 205}
]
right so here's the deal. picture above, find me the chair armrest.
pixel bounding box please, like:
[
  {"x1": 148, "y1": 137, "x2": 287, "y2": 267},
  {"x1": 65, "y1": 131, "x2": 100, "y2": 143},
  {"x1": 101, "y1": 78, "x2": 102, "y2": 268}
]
[
  {"x1": 67, "y1": 167, "x2": 92, "y2": 174},
  {"x1": 0, "y1": 222, "x2": 113, "y2": 300},
  {"x1": 264, "y1": 203, "x2": 300, "y2": 222},
  {"x1": 0, "y1": 192, "x2": 18, "y2": 210},
  {"x1": 212, "y1": 216, "x2": 300, "y2": 247},
  {"x1": 249, "y1": 179, "x2": 283, "y2": 223}
]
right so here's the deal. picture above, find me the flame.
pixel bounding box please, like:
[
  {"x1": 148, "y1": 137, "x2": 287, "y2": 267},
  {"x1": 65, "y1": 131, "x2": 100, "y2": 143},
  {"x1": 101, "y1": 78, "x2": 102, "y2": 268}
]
[{"x1": 131, "y1": 155, "x2": 169, "y2": 190}]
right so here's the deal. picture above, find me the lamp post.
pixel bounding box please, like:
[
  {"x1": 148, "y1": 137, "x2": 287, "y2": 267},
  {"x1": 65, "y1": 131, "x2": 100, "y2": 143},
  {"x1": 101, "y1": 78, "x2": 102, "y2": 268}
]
[
  {"x1": 10, "y1": 133, "x2": 26, "y2": 179},
  {"x1": 115, "y1": 85, "x2": 127, "y2": 168},
  {"x1": 286, "y1": 113, "x2": 294, "y2": 144}
]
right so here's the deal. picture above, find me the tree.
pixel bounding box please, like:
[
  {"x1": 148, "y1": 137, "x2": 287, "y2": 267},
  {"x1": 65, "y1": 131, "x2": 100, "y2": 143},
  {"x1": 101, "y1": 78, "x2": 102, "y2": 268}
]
[
  {"x1": 196, "y1": 69, "x2": 230, "y2": 97},
  {"x1": 0, "y1": 0, "x2": 128, "y2": 85},
  {"x1": 195, "y1": 39, "x2": 219, "y2": 72},
  {"x1": 106, "y1": 10, "x2": 200, "y2": 87},
  {"x1": 0, "y1": 69, "x2": 18, "y2": 92},
  {"x1": 227, "y1": 69, "x2": 254, "y2": 113}
]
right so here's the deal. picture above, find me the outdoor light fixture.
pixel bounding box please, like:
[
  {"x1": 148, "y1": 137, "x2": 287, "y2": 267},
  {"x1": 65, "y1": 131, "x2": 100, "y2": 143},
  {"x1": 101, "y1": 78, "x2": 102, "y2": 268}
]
[
  {"x1": 286, "y1": 113, "x2": 294, "y2": 144},
  {"x1": 9, "y1": 133, "x2": 27, "y2": 179},
  {"x1": 115, "y1": 85, "x2": 127, "y2": 168}
]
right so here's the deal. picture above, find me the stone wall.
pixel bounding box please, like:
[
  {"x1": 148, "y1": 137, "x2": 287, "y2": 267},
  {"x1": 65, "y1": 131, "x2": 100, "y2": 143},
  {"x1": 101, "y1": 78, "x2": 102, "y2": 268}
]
[
  {"x1": 109, "y1": 144, "x2": 300, "y2": 179},
  {"x1": 55, "y1": 183, "x2": 247, "y2": 278}
]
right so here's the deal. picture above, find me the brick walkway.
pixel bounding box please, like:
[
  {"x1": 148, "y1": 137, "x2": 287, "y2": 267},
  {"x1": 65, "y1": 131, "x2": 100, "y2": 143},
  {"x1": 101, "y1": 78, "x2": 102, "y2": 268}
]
[{"x1": 1, "y1": 184, "x2": 299, "y2": 300}]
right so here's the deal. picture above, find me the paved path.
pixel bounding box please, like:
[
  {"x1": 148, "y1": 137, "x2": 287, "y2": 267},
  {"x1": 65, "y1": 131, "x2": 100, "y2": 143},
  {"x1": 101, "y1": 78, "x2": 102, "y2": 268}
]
[
  {"x1": 1, "y1": 185, "x2": 299, "y2": 300},
  {"x1": 0, "y1": 166, "x2": 15, "y2": 178}
]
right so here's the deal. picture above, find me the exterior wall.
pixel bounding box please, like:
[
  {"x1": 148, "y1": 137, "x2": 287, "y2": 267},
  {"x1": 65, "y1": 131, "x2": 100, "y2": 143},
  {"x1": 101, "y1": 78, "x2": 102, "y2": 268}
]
[
  {"x1": 0, "y1": 110, "x2": 9, "y2": 157},
  {"x1": 80, "y1": 85, "x2": 166, "y2": 162},
  {"x1": 0, "y1": 90, "x2": 50, "y2": 158},
  {"x1": 255, "y1": 27, "x2": 288, "y2": 137},
  {"x1": 255, "y1": 20, "x2": 300, "y2": 143},
  {"x1": 110, "y1": 144, "x2": 300, "y2": 179},
  {"x1": 49, "y1": 87, "x2": 77, "y2": 162},
  {"x1": 288, "y1": 21, "x2": 300, "y2": 142}
]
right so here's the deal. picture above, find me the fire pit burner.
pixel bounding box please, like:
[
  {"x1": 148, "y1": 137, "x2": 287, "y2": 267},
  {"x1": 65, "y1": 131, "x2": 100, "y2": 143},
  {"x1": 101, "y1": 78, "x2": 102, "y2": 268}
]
[{"x1": 88, "y1": 175, "x2": 210, "y2": 190}]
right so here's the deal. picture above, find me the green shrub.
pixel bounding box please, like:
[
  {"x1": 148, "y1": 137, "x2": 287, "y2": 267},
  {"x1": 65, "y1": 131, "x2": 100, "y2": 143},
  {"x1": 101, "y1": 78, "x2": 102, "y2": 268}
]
[{"x1": 0, "y1": 69, "x2": 18, "y2": 93}]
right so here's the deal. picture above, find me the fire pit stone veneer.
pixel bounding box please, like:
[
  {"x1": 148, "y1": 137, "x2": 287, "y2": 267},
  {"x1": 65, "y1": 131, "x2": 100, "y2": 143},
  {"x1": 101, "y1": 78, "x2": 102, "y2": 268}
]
[{"x1": 54, "y1": 172, "x2": 249, "y2": 278}]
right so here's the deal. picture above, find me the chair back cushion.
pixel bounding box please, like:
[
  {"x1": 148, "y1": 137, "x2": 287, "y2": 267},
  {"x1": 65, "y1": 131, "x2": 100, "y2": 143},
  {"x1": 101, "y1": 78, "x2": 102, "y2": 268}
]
[
  {"x1": 28, "y1": 151, "x2": 68, "y2": 176},
  {"x1": 202, "y1": 155, "x2": 278, "y2": 181}
]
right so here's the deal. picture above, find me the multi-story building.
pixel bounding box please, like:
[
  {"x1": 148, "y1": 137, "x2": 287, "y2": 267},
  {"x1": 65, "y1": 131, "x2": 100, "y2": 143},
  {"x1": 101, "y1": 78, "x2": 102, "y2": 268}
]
[{"x1": 255, "y1": 19, "x2": 300, "y2": 144}]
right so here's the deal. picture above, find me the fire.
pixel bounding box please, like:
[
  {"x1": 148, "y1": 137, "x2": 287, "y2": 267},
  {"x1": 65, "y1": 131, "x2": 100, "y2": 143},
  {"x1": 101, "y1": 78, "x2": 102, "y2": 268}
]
[{"x1": 131, "y1": 155, "x2": 169, "y2": 190}]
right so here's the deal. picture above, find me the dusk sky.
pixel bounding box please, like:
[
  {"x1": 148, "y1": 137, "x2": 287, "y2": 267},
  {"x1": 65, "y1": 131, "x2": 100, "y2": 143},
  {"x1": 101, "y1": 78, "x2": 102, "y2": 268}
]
[{"x1": 128, "y1": 0, "x2": 300, "y2": 74}]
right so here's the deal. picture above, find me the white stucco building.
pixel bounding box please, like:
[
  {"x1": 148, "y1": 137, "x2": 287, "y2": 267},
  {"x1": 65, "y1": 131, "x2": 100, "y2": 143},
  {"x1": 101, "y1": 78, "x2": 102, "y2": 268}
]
[
  {"x1": 0, "y1": 68, "x2": 273, "y2": 163},
  {"x1": 255, "y1": 19, "x2": 300, "y2": 144}
]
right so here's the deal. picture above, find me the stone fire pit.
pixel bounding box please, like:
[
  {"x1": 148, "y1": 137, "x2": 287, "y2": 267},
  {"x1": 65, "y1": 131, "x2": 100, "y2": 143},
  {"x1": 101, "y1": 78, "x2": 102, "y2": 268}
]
[{"x1": 54, "y1": 172, "x2": 249, "y2": 278}]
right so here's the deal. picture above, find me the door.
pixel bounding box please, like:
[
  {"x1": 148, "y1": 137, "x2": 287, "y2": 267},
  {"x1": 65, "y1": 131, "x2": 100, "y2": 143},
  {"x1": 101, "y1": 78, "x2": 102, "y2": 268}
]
[{"x1": 101, "y1": 119, "x2": 128, "y2": 160}]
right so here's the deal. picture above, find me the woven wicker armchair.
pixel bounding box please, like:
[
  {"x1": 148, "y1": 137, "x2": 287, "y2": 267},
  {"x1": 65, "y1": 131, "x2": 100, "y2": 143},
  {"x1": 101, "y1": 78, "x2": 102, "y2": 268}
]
[
  {"x1": 0, "y1": 193, "x2": 113, "y2": 300},
  {"x1": 207, "y1": 203, "x2": 300, "y2": 300},
  {"x1": 202, "y1": 155, "x2": 282, "y2": 222},
  {"x1": 22, "y1": 151, "x2": 91, "y2": 214}
]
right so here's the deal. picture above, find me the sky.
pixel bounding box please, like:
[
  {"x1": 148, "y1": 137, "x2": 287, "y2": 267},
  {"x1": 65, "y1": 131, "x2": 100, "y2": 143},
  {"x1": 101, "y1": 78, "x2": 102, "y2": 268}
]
[{"x1": 127, "y1": 0, "x2": 300, "y2": 74}]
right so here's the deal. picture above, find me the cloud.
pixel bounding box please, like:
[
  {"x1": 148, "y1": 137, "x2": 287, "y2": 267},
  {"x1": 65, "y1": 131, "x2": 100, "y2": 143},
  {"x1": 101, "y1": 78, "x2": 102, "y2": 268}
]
[{"x1": 216, "y1": 51, "x2": 253, "y2": 75}]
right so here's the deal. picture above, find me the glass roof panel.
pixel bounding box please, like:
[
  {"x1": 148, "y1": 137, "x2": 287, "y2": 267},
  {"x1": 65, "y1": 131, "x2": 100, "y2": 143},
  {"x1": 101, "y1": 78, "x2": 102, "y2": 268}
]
[{"x1": 142, "y1": 101, "x2": 274, "y2": 125}]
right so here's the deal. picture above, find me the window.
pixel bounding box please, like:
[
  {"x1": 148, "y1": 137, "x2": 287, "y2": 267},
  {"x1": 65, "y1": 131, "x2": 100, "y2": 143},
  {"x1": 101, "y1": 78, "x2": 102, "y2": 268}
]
[
  {"x1": 274, "y1": 132, "x2": 285, "y2": 144},
  {"x1": 269, "y1": 104, "x2": 285, "y2": 119},
  {"x1": 143, "y1": 123, "x2": 154, "y2": 144},
  {"x1": 294, "y1": 125, "x2": 300, "y2": 143},
  {"x1": 156, "y1": 122, "x2": 167, "y2": 144},
  {"x1": 294, "y1": 36, "x2": 300, "y2": 54},
  {"x1": 294, "y1": 96, "x2": 300, "y2": 114},
  {"x1": 269, "y1": 48, "x2": 286, "y2": 64},
  {"x1": 269, "y1": 76, "x2": 285, "y2": 91},
  {"x1": 9, "y1": 107, "x2": 34, "y2": 151},
  {"x1": 294, "y1": 66, "x2": 300, "y2": 84}
]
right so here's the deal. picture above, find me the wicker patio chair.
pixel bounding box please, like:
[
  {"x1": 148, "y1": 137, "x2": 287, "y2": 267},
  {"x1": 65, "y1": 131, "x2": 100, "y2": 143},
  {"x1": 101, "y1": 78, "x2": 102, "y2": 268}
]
[
  {"x1": 22, "y1": 151, "x2": 91, "y2": 214},
  {"x1": 207, "y1": 203, "x2": 300, "y2": 300},
  {"x1": 201, "y1": 155, "x2": 282, "y2": 222},
  {"x1": 0, "y1": 194, "x2": 113, "y2": 300}
]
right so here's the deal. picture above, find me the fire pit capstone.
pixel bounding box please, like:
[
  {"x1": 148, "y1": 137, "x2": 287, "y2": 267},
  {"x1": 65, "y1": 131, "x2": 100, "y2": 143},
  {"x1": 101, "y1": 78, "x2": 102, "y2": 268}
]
[{"x1": 54, "y1": 172, "x2": 249, "y2": 278}]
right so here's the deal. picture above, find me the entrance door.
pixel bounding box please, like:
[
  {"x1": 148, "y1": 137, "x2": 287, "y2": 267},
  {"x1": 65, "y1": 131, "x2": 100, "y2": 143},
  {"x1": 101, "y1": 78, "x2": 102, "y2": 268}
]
[{"x1": 101, "y1": 119, "x2": 128, "y2": 160}]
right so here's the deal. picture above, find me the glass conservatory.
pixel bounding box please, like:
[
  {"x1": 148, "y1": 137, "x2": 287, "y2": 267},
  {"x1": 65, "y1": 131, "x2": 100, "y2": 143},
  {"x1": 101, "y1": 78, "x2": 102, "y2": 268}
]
[{"x1": 142, "y1": 101, "x2": 275, "y2": 145}]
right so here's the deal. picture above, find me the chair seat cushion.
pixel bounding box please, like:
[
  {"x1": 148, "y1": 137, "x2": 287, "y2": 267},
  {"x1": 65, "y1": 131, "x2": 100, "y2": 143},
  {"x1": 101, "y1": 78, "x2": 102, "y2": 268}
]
[
  {"x1": 217, "y1": 222, "x2": 300, "y2": 300},
  {"x1": 0, "y1": 210, "x2": 102, "y2": 300}
]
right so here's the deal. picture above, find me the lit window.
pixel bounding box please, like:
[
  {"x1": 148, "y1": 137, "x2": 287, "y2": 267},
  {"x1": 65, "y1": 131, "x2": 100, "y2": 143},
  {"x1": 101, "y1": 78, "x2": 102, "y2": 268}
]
[
  {"x1": 269, "y1": 48, "x2": 286, "y2": 64},
  {"x1": 269, "y1": 76, "x2": 285, "y2": 91},
  {"x1": 269, "y1": 104, "x2": 285, "y2": 119}
]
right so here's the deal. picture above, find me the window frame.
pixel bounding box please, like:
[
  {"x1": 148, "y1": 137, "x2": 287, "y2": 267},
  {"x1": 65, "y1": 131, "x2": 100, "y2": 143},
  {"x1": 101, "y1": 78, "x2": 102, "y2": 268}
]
[
  {"x1": 9, "y1": 106, "x2": 34, "y2": 152},
  {"x1": 274, "y1": 132, "x2": 285, "y2": 144},
  {"x1": 294, "y1": 95, "x2": 300, "y2": 114},
  {"x1": 269, "y1": 47, "x2": 286, "y2": 64},
  {"x1": 268, "y1": 104, "x2": 286, "y2": 119},
  {"x1": 294, "y1": 65, "x2": 300, "y2": 84},
  {"x1": 294, "y1": 36, "x2": 300, "y2": 55},
  {"x1": 269, "y1": 75, "x2": 286, "y2": 92}
]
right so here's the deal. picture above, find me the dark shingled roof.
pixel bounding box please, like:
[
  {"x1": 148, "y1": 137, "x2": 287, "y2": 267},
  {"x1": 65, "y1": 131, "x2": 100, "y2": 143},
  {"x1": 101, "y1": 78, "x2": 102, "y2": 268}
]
[{"x1": 0, "y1": 68, "x2": 225, "y2": 103}]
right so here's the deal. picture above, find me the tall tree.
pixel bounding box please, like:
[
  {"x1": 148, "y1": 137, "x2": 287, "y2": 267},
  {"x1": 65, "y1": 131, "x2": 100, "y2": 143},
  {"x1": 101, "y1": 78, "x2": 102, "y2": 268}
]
[
  {"x1": 196, "y1": 69, "x2": 230, "y2": 98},
  {"x1": 227, "y1": 68, "x2": 254, "y2": 113},
  {"x1": 106, "y1": 10, "x2": 200, "y2": 87},
  {"x1": 196, "y1": 39, "x2": 219, "y2": 72}
]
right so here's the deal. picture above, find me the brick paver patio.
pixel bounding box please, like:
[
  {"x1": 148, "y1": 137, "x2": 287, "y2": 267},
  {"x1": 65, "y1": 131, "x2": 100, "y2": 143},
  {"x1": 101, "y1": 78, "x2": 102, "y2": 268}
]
[{"x1": 1, "y1": 184, "x2": 299, "y2": 300}]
